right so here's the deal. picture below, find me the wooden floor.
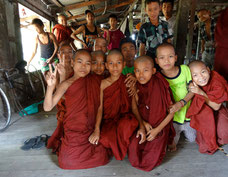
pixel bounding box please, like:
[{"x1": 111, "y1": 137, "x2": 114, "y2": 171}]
[{"x1": 1, "y1": 110, "x2": 228, "y2": 177}]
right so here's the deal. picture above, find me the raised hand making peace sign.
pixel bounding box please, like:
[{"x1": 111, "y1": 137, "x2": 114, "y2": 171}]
[{"x1": 45, "y1": 64, "x2": 58, "y2": 87}]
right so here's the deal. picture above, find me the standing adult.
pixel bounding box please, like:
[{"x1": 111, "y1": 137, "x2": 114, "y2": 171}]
[
  {"x1": 71, "y1": 10, "x2": 101, "y2": 51},
  {"x1": 214, "y1": 7, "x2": 228, "y2": 81}
]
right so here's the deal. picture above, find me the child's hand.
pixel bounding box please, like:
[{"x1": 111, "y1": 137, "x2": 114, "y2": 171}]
[
  {"x1": 88, "y1": 129, "x2": 100, "y2": 145},
  {"x1": 45, "y1": 64, "x2": 57, "y2": 87},
  {"x1": 82, "y1": 42, "x2": 88, "y2": 49},
  {"x1": 57, "y1": 57, "x2": 66, "y2": 77},
  {"x1": 143, "y1": 121, "x2": 153, "y2": 133},
  {"x1": 147, "y1": 128, "x2": 159, "y2": 141},
  {"x1": 188, "y1": 82, "x2": 205, "y2": 96},
  {"x1": 46, "y1": 58, "x2": 53, "y2": 64},
  {"x1": 169, "y1": 102, "x2": 182, "y2": 113},
  {"x1": 125, "y1": 74, "x2": 137, "y2": 88},
  {"x1": 101, "y1": 28, "x2": 109, "y2": 32},
  {"x1": 136, "y1": 126, "x2": 146, "y2": 144}
]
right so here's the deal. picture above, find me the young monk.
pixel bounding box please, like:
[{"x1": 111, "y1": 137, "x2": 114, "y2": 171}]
[
  {"x1": 187, "y1": 60, "x2": 228, "y2": 154},
  {"x1": 46, "y1": 41, "x2": 73, "y2": 142},
  {"x1": 88, "y1": 49, "x2": 138, "y2": 160},
  {"x1": 128, "y1": 56, "x2": 175, "y2": 171},
  {"x1": 44, "y1": 49, "x2": 110, "y2": 169},
  {"x1": 91, "y1": 51, "x2": 106, "y2": 76}
]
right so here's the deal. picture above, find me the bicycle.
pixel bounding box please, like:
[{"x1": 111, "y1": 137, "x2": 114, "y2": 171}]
[{"x1": 0, "y1": 64, "x2": 45, "y2": 131}]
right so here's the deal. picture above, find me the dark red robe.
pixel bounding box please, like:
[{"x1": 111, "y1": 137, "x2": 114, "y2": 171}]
[
  {"x1": 187, "y1": 71, "x2": 228, "y2": 154},
  {"x1": 128, "y1": 72, "x2": 175, "y2": 171},
  {"x1": 214, "y1": 7, "x2": 228, "y2": 81},
  {"x1": 52, "y1": 24, "x2": 73, "y2": 44},
  {"x1": 99, "y1": 74, "x2": 138, "y2": 160},
  {"x1": 47, "y1": 75, "x2": 110, "y2": 169}
]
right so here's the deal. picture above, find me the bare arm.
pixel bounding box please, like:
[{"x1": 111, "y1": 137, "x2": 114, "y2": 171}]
[
  {"x1": 97, "y1": 26, "x2": 102, "y2": 37},
  {"x1": 43, "y1": 65, "x2": 68, "y2": 111},
  {"x1": 132, "y1": 96, "x2": 146, "y2": 144},
  {"x1": 28, "y1": 37, "x2": 38, "y2": 65},
  {"x1": 139, "y1": 43, "x2": 146, "y2": 56},
  {"x1": 189, "y1": 82, "x2": 222, "y2": 111},
  {"x1": 103, "y1": 29, "x2": 110, "y2": 44},
  {"x1": 88, "y1": 81, "x2": 105, "y2": 144},
  {"x1": 201, "y1": 40, "x2": 205, "y2": 53},
  {"x1": 147, "y1": 112, "x2": 174, "y2": 141},
  {"x1": 71, "y1": 25, "x2": 87, "y2": 48},
  {"x1": 170, "y1": 92, "x2": 194, "y2": 113},
  {"x1": 47, "y1": 33, "x2": 59, "y2": 63},
  {"x1": 53, "y1": 29, "x2": 57, "y2": 38}
]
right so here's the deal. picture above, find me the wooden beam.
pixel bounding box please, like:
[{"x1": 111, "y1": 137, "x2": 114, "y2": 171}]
[
  {"x1": 63, "y1": 0, "x2": 107, "y2": 11},
  {"x1": 51, "y1": 0, "x2": 72, "y2": 17},
  {"x1": 77, "y1": 13, "x2": 111, "y2": 25},
  {"x1": 199, "y1": 2, "x2": 228, "y2": 6},
  {"x1": 18, "y1": 0, "x2": 54, "y2": 21},
  {"x1": 68, "y1": 0, "x2": 134, "y2": 21},
  {"x1": 119, "y1": 0, "x2": 139, "y2": 27}
]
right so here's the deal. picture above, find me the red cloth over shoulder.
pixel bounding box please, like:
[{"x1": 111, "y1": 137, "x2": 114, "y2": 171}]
[
  {"x1": 47, "y1": 74, "x2": 110, "y2": 169},
  {"x1": 187, "y1": 71, "x2": 228, "y2": 154},
  {"x1": 52, "y1": 24, "x2": 73, "y2": 44},
  {"x1": 128, "y1": 72, "x2": 175, "y2": 171},
  {"x1": 99, "y1": 74, "x2": 138, "y2": 160}
]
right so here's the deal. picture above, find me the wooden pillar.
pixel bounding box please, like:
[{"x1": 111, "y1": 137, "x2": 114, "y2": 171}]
[
  {"x1": 174, "y1": 0, "x2": 191, "y2": 65},
  {"x1": 186, "y1": 0, "x2": 197, "y2": 63},
  {"x1": 0, "y1": 0, "x2": 11, "y2": 68},
  {"x1": 0, "y1": 0, "x2": 23, "y2": 68}
]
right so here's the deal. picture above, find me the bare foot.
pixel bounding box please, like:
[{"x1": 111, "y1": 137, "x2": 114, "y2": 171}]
[{"x1": 168, "y1": 141, "x2": 177, "y2": 152}]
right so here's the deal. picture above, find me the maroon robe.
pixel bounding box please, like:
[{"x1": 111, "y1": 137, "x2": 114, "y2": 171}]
[
  {"x1": 47, "y1": 75, "x2": 110, "y2": 169},
  {"x1": 99, "y1": 74, "x2": 138, "y2": 160},
  {"x1": 214, "y1": 7, "x2": 228, "y2": 81},
  {"x1": 187, "y1": 71, "x2": 228, "y2": 154},
  {"x1": 52, "y1": 24, "x2": 73, "y2": 44},
  {"x1": 128, "y1": 72, "x2": 175, "y2": 171}
]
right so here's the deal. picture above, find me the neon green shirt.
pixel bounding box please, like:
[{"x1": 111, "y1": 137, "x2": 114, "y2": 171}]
[
  {"x1": 122, "y1": 66, "x2": 134, "y2": 75},
  {"x1": 162, "y1": 65, "x2": 192, "y2": 124}
]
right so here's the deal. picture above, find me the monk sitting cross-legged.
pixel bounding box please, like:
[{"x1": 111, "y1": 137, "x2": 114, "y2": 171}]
[
  {"x1": 88, "y1": 49, "x2": 138, "y2": 160},
  {"x1": 44, "y1": 49, "x2": 110, "y2": 169},
  {"x1": 187, "y1": 60, "x2": 228, "y2": 155},
  {"x1": 128, "y1": 56, "x2": 175, "y2": 171}
]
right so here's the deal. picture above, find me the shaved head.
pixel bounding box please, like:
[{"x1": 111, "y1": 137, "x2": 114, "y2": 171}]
[
  {"x1": 107, "y1": 49, "x2": 124, "y2": 61},
  {"x1": 135, "y1": 55, "x2": 154, "y2": 68},
  {"x1": 189, "y1": 60, "x2": 207, "y2": 70},
  {"x1": 73, "y1": 49, "x2": 91, "y2": 60},
  {"x1": 91, "y1": 50, "x2": 105, "y2": 59}
]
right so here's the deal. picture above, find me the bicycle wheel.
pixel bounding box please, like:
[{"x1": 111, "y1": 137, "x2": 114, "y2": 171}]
[
  {"x1": 0, "y1": 88, "x2": 11, "y2": 131},
  {"x1": 27, "y1": 64, "x2": 45, "y2": 98}
]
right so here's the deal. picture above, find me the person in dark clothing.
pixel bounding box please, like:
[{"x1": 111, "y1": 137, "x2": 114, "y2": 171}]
[
  {"x1": 71, "y1": 10, "x2": 101, "y2": 51},
  {"x1": 28, "y1": 18, "x2": 58, "y2": 74}
]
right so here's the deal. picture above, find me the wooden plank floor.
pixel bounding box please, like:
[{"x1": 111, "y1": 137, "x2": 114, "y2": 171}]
[{"x1": 0, "y1": 110, "x2": 228, "y2": 177}]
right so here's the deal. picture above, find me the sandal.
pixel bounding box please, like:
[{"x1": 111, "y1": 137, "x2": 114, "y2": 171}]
[
  {"x1": 32, "y1": 134, "x2": 50, "y2": 149},
  {"x1": 21, "y1": 136, "x2": 39, "y2": 151}
]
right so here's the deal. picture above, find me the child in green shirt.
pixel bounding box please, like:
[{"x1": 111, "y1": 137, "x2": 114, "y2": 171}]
[
  {"x1": 155, "y1": 42, "x2": 196, "y2": 151},
  {"x1": 120, "y1": 37, "x2": 137, "y2": 75}
]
